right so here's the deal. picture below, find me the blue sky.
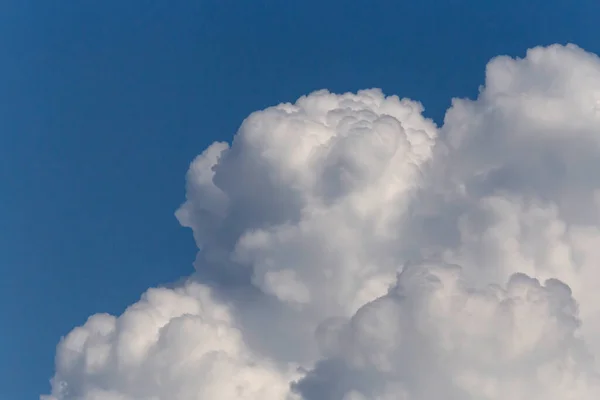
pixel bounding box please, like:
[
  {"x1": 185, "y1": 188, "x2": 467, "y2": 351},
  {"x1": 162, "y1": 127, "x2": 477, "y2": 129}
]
[{"x1": 2, "y1": 1, "x2": 600, "y2": 399}]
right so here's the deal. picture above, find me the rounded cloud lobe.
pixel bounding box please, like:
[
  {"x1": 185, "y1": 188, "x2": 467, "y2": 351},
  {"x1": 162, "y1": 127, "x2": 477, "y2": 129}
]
[
  {"x1": 44, "y1": 283, "x2": 298, "y2": 400},
  {"x1": 45, "y1": 44, "x2": 600, "y2": 399}
]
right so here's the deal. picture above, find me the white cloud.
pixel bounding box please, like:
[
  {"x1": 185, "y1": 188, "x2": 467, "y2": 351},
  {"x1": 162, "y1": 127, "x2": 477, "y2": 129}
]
[
  {"x1": 295, "y1": 263, "x2": 599, "y2": 400},
  {"x1": 174, "y1": 90, "x2": 439, "y2": 365},
  {"x1": 42, "y1": 281, "x2": 299, "y2": 400},
  {"x1": 44, "y1": 44, "x2": 600, "y2": 399}
]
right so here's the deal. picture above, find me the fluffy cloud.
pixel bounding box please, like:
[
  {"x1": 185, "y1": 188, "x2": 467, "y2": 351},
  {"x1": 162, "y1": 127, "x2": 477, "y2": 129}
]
[
  {"x1": 42, "y1": 281, "x2": 299, "y2": 400},
  {"x1": 433, "y1": 44, "x2": 600, "y2": 358},
  {"x1": 177, "y1": 89, "x2": 437, "y2": 314},
  {"x1": 295, "y1": 263, "x2": 599, "y2": 400},
  {"x1": 44, "y1": 43, "x2": 600, "y2": 400}
]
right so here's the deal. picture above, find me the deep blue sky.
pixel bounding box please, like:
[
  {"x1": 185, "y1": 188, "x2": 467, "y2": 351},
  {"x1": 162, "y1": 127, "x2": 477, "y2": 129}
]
[{"x1": 2, "y1": 1, "x2": 600, "y2": 399}]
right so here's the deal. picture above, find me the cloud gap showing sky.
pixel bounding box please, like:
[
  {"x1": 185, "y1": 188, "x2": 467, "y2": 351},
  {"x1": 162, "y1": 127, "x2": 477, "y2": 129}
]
[{"x1": 43, "y1": 43, "x2": 600, "y2": 399}]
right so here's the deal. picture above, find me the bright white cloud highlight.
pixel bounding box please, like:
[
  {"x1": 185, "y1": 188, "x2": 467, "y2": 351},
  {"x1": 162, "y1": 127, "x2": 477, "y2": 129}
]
[{"x1": 44, "y1": 43, "x2": 600, "y2": 400}]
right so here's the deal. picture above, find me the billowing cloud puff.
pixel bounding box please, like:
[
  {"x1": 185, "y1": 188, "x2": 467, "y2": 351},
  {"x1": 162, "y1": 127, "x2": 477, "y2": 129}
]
[
  {"x1": 44, "y1": 43, "x2": 600, "y2": 400},
  {"x1": 42, "y1": 281, "x2": 299, "y2": 400},
  {"x1": 433, "y1": 44, "x2": 600, "y2": 357},
  {"x1": 296, "y1": 263, "x2": 599, "y2": 400},
  {"x1": 176, "y1": 89, "x2": 437, "y2": 315}
]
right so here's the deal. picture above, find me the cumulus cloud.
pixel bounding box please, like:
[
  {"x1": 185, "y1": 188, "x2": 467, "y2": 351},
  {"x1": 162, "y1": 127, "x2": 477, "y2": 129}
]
[
  {"x1": 296, "y1": 263, "x2": 599, "y2": 400},
  {"x1": 44, "y1": 43, "x2": 600, "y2": 399},
  {"x1": 42, "y1": 281, "x2": 299, "y2": 400}
]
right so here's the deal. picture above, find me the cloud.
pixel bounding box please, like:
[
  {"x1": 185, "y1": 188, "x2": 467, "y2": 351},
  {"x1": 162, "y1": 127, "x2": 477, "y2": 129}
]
[
  {"x1": 174, "y1": 90, "x2": 439, "y2": 365},
  {"x1": 44, "y1": 43, "x2": 600, "y2": 399},
  {"x1": 42, "y1": 281, "x2": 299, "y2": 400},
  {"x1": 295, "y1": 263, "x2": 599, "y2": 400}
]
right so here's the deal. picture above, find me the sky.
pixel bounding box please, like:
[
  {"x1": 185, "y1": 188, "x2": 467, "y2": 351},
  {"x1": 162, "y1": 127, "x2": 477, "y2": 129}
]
[{"x1": 3, "y1": 1, "x2": 600, "y2": 399}]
